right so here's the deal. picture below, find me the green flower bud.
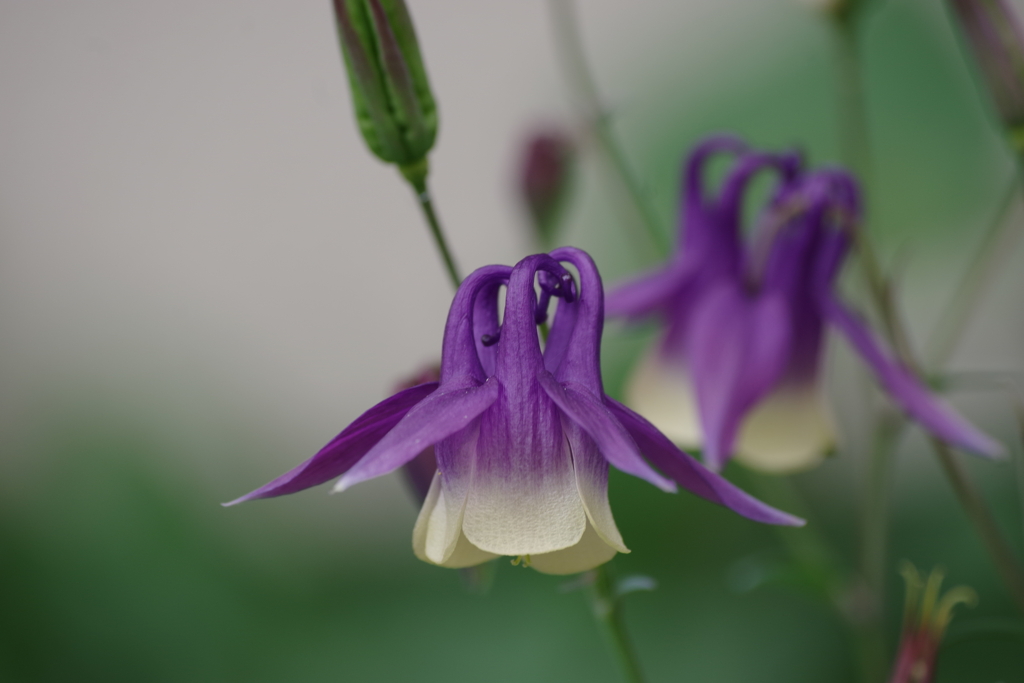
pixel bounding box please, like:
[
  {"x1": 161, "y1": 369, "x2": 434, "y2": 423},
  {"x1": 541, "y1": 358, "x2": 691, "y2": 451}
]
[{"x1": 333, "y1": 0, "x2": 438, "y2": 175}]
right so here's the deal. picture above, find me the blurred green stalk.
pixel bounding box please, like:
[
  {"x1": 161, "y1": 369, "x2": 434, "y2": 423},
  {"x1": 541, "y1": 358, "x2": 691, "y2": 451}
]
[
  {"x1": 588, "y1": 565, "x2": 646, "y2": 683},
  {"x1": 403, "y1": 165, "x2": 462, "y2": 289},
  {"x1": 548, "y1": 0, "x2": 669, "y2": 258}
]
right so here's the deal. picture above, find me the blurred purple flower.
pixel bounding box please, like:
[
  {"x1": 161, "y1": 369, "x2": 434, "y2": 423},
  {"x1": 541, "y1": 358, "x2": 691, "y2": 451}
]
[
  {"x1": 889, "y1": 563, "x2": 976, "y2": 683},
  {"x1": 226, "y1": 247, "x2": 801, "y2": 574},
  {"x1": 607, "y1": 136, "x2": 1002, "y2": 473}
]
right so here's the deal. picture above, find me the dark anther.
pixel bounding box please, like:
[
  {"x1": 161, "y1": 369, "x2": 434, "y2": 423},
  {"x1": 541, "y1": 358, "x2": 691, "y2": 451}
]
[
  {"x1": 480, "y1": 333, "x2": 500, "y2": 347},
  {"x1": 537, "y1": 269, "x2": 577, "y2": 303}
]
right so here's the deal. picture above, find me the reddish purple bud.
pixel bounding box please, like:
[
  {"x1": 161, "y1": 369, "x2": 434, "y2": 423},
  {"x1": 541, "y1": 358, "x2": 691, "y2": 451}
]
[
  {"x1": 518, "y1": 130, "x2": 575, "y2": 246},
  {"x1": 950, "y1": 0, "x2": 1024, "y2": 135}
]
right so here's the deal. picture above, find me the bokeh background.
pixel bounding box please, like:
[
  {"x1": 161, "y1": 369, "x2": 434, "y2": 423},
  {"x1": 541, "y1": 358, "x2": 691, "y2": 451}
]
[{"x1": 2, "y1": 0, "x2": 1024, "y2": 681}]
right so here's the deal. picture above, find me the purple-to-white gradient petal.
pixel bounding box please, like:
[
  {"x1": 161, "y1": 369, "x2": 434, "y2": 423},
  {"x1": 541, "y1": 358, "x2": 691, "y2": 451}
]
[
  {"x1": 538, "y1": 373, "x2": 677, "y2": 492},
  {"x1": 688, "y1": 284, "x2": 792, "y2": 470},
  {"x1": 563, "y1": 420, "x2": 629, "y2": 553},
  {"x1": 335, "y1": 378, "x2": 502, "y2": 491},
  {"x1": 465, "y1": 379, "x2": 587, "y2": 556},
  {"x1": 605, "y1": 398, "x2": 805, "y2": 526},
  {"x1": 823, "y1": 296, "x2": 1003, "y2": 458},
  {"x1": 223, "y1": 382, "x2": 439, "y2": 506}
]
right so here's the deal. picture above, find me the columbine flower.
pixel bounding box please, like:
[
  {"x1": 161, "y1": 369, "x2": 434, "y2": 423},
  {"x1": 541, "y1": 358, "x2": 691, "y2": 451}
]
[
  {"x1": 889, "y1": 563, "x2": 977, "y2": 683},
  {"x1": 227, "y1": 247, "x2": 801, "y2": 574},
  {"x1": 607, "y1": 136, "x2": 1002, "y2": 473}
]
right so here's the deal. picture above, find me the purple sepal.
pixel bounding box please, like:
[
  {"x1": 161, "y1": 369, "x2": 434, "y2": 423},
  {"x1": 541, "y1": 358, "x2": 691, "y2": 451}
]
[
  {"x1": 223, "y1": 381, "x2": 439, "y2": 506},
  {"x1": 538, "y1": 373, "x2": 676, "y2": 492},
  {"x1": 337, "y1": 377, "x2": 502, "y2": 490},
  {"x1": 605, "y1": 398, "x2": 804, "y2": 526},
  {"x1": 688, "y1": 284, "x2": 791, "y2": 471},
  {"x1": 603, "y1": 264, "x2": 691, "y2": 320},
  {"x1": 822, "y1": 296, "x2": 1003, "y2": 458}
]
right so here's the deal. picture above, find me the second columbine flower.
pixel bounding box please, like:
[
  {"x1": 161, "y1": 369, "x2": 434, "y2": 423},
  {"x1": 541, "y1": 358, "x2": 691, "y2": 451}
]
[{"x1": 607, "y1": 136, "x2": 1002, "y2": 473}]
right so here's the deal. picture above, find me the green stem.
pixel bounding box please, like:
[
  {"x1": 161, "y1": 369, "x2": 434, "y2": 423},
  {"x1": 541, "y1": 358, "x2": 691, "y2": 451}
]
[
  {"x1": 932, "y1": 439, "x2": 1024, "y2": 612},
  {"x1": 831, "y1": 16, "x2": 871, "y2": 183},
  {"x1": 859, "y1": 413, "x2": 901, "y2": 609},
  {"x1": 405, "y1": 173, "x2": 462, "y2": 289},
  {"x1": 547, "y1": 0, "x2": 669, "y2": 257},
  {"x1": 856, "y1": 412, "x2": 902, "y2": 683},
  {"x1": 588, "y1": 565, "x2": 645, "y2": 683}
]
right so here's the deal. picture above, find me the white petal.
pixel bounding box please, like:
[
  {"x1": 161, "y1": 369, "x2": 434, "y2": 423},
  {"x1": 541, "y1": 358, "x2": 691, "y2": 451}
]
[
  {"x1": 412, "y1": 471, "x2": 498, "y2": 568},
  {"x1": 462, "y1": 434, "x2": 587, "y2": 556},
  {"x1": 412, "y1": 470, "x2": 444, "y2": 563},
  {"x1": 436, "y1": 531, "x2": 499, "y2": 569},
  {"x1": 566, "y1": 426, "x2": 628, "y2": 553},
  {"x1": 528, "y1": 521, "x2": 619, "y2": 575},
  {"x1": 625, "y1": 348, "x2": 702, "y2": 448},
  {"x1": 735, "y1": 383, "x2": 835, "y2": 473}
]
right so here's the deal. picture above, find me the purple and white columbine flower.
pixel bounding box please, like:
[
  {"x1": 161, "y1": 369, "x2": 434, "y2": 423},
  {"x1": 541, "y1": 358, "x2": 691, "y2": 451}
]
[
  {"x1": 607, "y1": 136, "x2": 1002, "y2": 473},
  {"x1": 227, "y1": 247, "x2": 801, "y2": 574}
]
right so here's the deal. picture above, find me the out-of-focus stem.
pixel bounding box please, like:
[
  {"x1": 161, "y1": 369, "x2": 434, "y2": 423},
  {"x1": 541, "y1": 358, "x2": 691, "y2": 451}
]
[
  {"x1": 406, "y1": 174, "x2": 462, "y2": 289},
  {"x1": 548, "y1": 0, "x2": 669, "y2": 257},
  {"x1": 832, "y1": 17, "x2": 872, "y2": 183},
  {"x1": 933, "y1": 439, "x2": 1024, "y2": 611},
  {"x1": 925, "y1": 169, "x2": 1022, "y2": 369},
  {"x1": 589, "y1": 565, "x2": 645, "y2": 683},
  {"x1": 859, "y1": 414, "x2": 901, "y2": 605},
  {"x1": 856, "y1": 412, "x2": 902, "y2": 683}
]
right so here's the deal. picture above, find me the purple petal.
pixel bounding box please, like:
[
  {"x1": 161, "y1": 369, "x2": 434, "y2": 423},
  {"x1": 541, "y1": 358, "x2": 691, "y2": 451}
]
[
  {"x1": 472, "y1": 278, "x2": 504, "y2": 378},
  {"x1": 537, "y1": 372, "x2": 676, "y2": 492},
  {"x1": 494, "y1": 254, "x2": 570, "y2": 383},
  {"x1": 548, "y1": 247, "x2": 605, "y2": 394},
  {"x1": 688, "y1": 284, "x2": 792, "y2": 470},
  {"x1": 605, "y1": 398, "x2": 805, "y2": 526},
  {"x1": 604, "y1": 264, "x2": 690, "y2": 320},
  {"x1": 823, "y1": 296, "x2": 1003, "y2": 458},
  {"x1": 466, "y1": 372, "x2": 586, "y2": 556},
  {"x1": 224, "y1": 382, "x2": 439, "y2": 506},
  {"x1": 542, "y1": 292, "x2": 578, "y2": 374},
  {"x1": 440, "y1": 265, "x2": 511, "y2": 384},
  {"x1": 682, "y1": 135, "x2": 747, "y2": 237},
  {"x1": 336, "y1": 378, "x2": 502, "y2": 490}
]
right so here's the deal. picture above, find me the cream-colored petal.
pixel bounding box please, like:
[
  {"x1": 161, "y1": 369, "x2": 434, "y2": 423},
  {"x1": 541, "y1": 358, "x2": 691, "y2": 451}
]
[
  {"x1": 735, "y1": 384, "x2": 835, "y2": 474},
  {"x1": 528, "y1": 521, "x2": 619, "y2": 575},
  {"x1": 462, "y1": 436, "x2": 587, "y2": 556},
  {"x1": 410, "y1": 470, "x2": 467, "y2": 564},
  {"x1": 411, "y1": 470, "x2": 443, "y2": 563},
  {"x1": 435, "y1": 531, "x2": 499, "y2": 569},
  {"x1": 626, "y1": 348, "x2": 702, "y2": 448},
  {"x1": 412, "y1": 471, "x2": 499, "y2": 568},
  {"x1": 566, "y1": 427, "x2": 628, "y2": 553}
]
